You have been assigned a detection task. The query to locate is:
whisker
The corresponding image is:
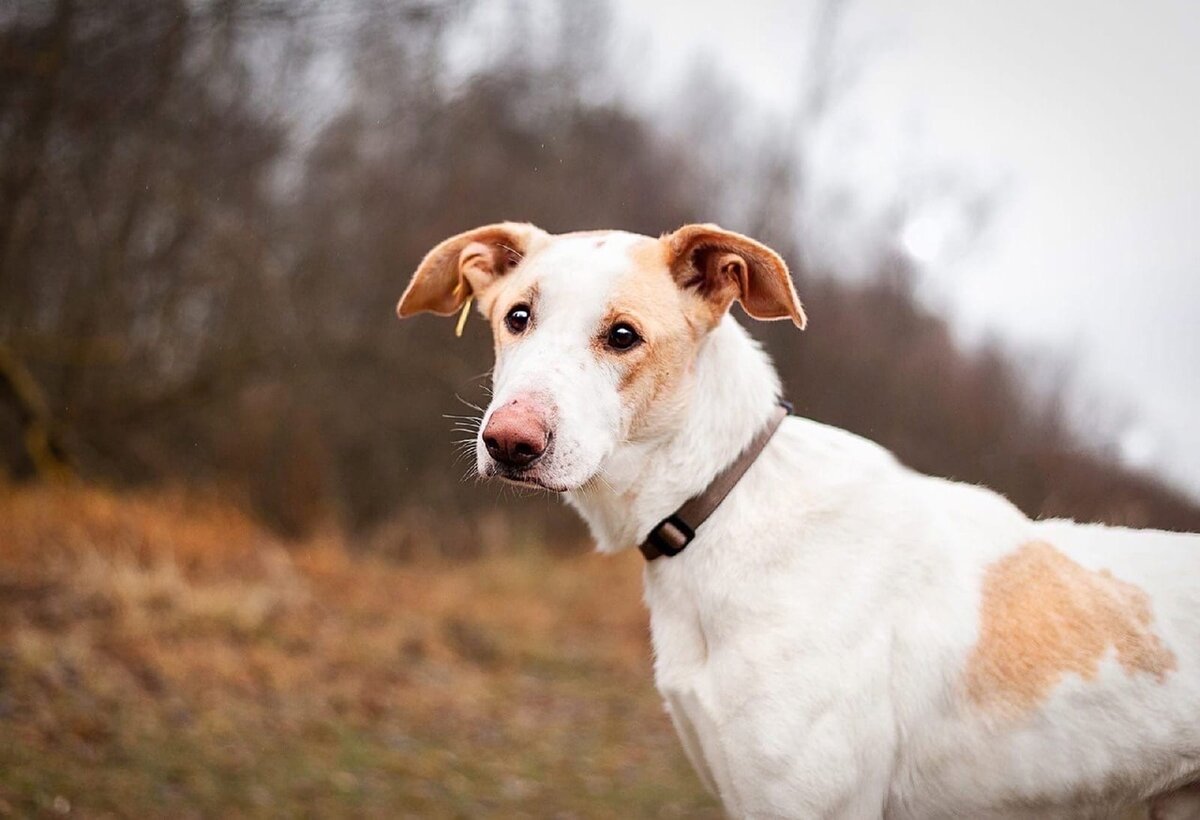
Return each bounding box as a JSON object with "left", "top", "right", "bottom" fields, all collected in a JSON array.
[
  {"left": 581, "top": 472, "right": 616, "bottom": 495},
  {"left": 453, "top": 394, "right": 485, "bottom": 413}
]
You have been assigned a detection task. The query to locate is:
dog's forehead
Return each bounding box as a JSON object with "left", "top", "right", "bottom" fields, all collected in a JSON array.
[{"left": 524, "top": 231, "right": 665, "bottom": 300}]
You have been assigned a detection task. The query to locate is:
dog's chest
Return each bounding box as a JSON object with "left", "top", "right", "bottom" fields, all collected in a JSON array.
[{"left": 641, "top": 558, "right": 847, "bottom": 814}]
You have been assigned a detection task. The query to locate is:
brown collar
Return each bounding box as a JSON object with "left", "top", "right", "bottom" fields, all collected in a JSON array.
[{"left": 638, "top": 403, "right": 790, "bottom": 561}]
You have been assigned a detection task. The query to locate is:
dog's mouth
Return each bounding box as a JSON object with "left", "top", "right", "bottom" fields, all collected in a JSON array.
[
  {"left": 478, "top": 433, "right": 583, "bottom": 493},
  {"left": 483, "top": 451, "right": 568, "bottom": 494},
  {"left": 493, "top": 469, "right": 569, "bottom": 493}
]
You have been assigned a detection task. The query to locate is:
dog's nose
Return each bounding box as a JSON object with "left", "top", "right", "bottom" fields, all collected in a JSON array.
[{"left": 483, "top": 400, "right": 549, "bottom": 468}]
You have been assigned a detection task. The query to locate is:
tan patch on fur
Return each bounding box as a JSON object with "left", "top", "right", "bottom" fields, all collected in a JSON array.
[
  {"left": 629, "top": 235, "right": 725, "bottom": 331},
  {"left": 592, "top": 239, "right": 703, "bottom": 435},
  {"left": 966, "top": 541, "right": 1176, "bottom": 717},
  {"left": 628, "top": 234, "right": 669, "bottom": 271}
]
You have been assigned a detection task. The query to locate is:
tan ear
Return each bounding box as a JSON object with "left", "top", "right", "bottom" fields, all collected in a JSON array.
[
  {"left": 666, "top": 223, "right": 806, "bottom": 329},
  {"left": 397, "top": 222, "right": 545, "bottom": 318}
]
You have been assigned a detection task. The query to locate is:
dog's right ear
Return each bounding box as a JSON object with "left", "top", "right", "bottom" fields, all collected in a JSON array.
[{"left": 397, "top": 222, "right": 545, "bottom": 318}]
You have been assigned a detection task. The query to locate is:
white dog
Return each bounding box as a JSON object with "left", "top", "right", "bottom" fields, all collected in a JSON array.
[{"left": 398, "top": 222, "right": 1200, "bottom": 819}]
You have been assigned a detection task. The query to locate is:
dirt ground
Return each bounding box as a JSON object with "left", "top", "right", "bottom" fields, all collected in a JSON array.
[{"left": 0, "top": 484, "right": 718, "bottom": 818}]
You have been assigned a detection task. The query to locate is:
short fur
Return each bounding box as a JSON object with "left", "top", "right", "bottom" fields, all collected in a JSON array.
[{"left": 399, "top": 223, "right": 1200, "bottom": 819}]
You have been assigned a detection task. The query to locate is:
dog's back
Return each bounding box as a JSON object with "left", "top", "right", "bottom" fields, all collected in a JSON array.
[{"left": 648, "top": 411, "right": 1200, "bottom": 817}]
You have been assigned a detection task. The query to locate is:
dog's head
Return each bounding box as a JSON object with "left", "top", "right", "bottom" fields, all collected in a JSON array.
[{"left": 398, "top": 223, "right": 804, "bottom": 493}]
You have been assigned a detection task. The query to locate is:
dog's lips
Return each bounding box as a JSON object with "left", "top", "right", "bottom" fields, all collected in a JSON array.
[
  {"left": 487, "top": 468, "right": 571, "bottom": 494},
  {"left": 491, "top": 468, "right": 568, "bottom": 493},
  {"left": 481, "top": 452, "right": 567, "bottom": 492}
]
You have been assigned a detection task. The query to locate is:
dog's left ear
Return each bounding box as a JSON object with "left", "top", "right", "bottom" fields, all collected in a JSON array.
[{"left": 666, "top": 224, "right": 806, "bottom": 329}]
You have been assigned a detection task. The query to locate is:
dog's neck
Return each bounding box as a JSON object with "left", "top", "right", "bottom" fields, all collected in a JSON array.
[{"left": 566, "top": 316, "right": 782, "bottom": 554}]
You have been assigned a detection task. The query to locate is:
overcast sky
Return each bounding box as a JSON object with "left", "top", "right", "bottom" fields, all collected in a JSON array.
[{"left": 610, "top": 0, "right": 1200, "bottom": 498}]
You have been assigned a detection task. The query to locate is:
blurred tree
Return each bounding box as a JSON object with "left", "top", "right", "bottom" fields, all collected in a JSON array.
[
  {"left": 0, "top": 0, "right": 289, "bottom": 474},
  {"left": 1, "top": 0, "right": 1197, "bottom": 545}
]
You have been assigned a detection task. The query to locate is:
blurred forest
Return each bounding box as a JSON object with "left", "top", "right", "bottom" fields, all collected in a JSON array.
[{"left": 3, "top": 0, "right": 1199, "bottom": 546}]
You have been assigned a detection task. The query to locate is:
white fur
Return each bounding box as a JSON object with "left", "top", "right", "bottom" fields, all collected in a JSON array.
[{"left": 470, "top": 233, "right": 1200, "bottom": 819}]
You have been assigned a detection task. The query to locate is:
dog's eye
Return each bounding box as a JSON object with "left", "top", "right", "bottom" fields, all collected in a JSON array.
[
  {"left": 505, "top": 304, "right": 531, "bottom": 334},
  {"left": 606, "top": 323, "right": 641, "bottom": 351}
]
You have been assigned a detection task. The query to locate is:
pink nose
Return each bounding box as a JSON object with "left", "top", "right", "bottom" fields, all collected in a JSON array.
[{"left": 483, "top": 399, "right": 550, "bottom": 468}]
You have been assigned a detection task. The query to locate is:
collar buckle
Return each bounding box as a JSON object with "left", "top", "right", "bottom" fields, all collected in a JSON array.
[{"left": 643, "top": 514, "right": 695, "bottom": 559}]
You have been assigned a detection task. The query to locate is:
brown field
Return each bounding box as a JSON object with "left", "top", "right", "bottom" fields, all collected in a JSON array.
[{"left": 0, "top": 483, "right": 717, "bottom": 818}]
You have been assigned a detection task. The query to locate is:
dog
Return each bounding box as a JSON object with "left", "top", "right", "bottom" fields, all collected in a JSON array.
[{"left": 397, "top": 222, "right": 1200, "bottom": 819}]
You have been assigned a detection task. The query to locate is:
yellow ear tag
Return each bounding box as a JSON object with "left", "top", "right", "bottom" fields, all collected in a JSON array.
[{"left": 455, "top": 295, "right": 473, "bottom": 338}]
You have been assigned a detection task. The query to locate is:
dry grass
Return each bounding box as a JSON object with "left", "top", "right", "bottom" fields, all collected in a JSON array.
[{"left": 0, "top": 483, "right": 717, "bottom": 818}]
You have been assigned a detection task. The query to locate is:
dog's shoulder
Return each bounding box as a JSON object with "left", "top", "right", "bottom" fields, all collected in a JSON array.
[
  {"left": 772, "top": 415, "right": 1028, "bottom": 531},
  {"left": 770, "top": 415, "right": 901, "bottom": 491}
]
